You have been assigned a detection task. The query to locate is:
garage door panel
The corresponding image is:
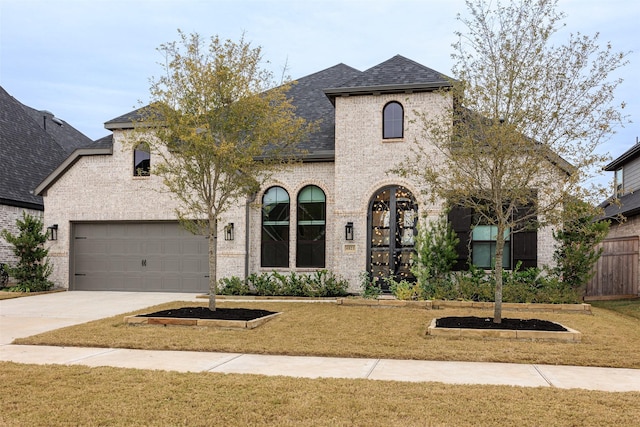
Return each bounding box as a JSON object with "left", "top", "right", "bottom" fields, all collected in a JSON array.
[{"left": 73, "top": 222, "right": 209, "bottom": 292}]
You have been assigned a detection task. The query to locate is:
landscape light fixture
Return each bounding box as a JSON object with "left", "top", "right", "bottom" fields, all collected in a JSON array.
[
  {"left": 345, "top": 222, "right": 354, "bottom": 241},
  {"left": 224, "top": 223, "right": 234, "bottom": 241}
]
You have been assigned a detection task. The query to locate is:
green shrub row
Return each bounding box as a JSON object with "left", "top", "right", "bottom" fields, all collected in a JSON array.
[
  {"left": 379, "top": 262, "right": 581, "bottom": 304},
  {"left": 218, "top": 270, "right": 350, "bottom": 297}
]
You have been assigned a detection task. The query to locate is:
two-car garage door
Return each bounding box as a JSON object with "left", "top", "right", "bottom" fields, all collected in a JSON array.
[{"left": 72, "top": 222, "right": 209, "bottom": 292}]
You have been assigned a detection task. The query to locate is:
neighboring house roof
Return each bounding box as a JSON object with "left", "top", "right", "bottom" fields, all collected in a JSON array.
[
  {"left": 603, "top": 142, "right": 640, "bottom": 171},
  {"left": 21, "top": 104, "right": 92, "bottom": 155},
  {"left": 600, "top": 141, "right": 640, "bottom": 220},
  {"left": 0, "top": 86, "right": 85, "bottom": 209},
  {"left": 601, "top": 190, "right": 640, "bottom": 220}
]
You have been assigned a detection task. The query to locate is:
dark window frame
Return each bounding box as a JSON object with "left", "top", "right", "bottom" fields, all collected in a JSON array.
[
  {"left": 382, "top": 101, "right": 404, "bottom": 139},
  {"left": 296, "top": 185, "right": 326, "bottom": 268},
  {"left": 448, "top": 201, "right": 537, "bottom": 271},
  {"left": 261, "top": 186, "right": 290, "bottom": 268},
  {"left": 133, "top": 142, "right": 151, "bottom": 176}
]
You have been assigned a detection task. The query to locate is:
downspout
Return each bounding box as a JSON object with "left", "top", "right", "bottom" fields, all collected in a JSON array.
[{"left": 244, "top": 192, "right": 257, "bottom": 281}]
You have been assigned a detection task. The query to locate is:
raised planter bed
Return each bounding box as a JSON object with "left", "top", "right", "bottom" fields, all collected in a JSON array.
[
  {"left": 337, "top": 298, "right": 591, "bottom": 314},
  {"left": 125, "top": 307, "right": 281, "bottom": 330},
  {"left": 431, "top": 300, "right": 592, "bottom": 314},
  {"left": 427, "top": 317, "right": 582, "bottom": 342}
]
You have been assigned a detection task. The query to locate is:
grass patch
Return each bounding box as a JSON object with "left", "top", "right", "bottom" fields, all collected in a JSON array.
[
  {"left": 2, "top": 362, "right": 639, "bottom": 426},
  {"left": 15, "top": 301, "right": 640, "bottom": 369},
  {"left": 591, "top": 298, "right": 640, "bottom": 321}
]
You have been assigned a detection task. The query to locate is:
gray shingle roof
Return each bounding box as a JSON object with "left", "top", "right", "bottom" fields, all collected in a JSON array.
[
  {"left": 324, "top": 55, "right": 452, "bottom": 98},
  {"left": 102, "top": 56, "right": 452, "bottom": 159},
  {"left": 601, "top": 191, "right": 640, "bottom": 220},
  {"left": 20, "top": 104, "right": 92, "bottom": 155},
  {"left": 0, "top": 86, "right": 99, "bottom": 208},
  {"left": 603, "top": 142, "right": 640, "bottom": 171},
  {"left": 0, "top": 86, "right": 69, "bottom": 208},
  {"left": 104, "top": 106, "right": 154, "bottom": 130},
  {"left": 286, "top": 63, "right": 362, "bottom": 156}
]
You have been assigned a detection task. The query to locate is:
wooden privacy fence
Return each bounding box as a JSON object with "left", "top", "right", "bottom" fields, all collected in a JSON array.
[{"left": 585, "top": 236, "right": 639, "bottom": 300}]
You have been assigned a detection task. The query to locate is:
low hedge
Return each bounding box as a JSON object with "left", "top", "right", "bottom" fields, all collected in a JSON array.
[{"left": 218, "top": 270, "right": 350, "bottom": 298}]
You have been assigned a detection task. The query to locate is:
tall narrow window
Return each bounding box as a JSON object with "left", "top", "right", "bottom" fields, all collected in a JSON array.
[
  {"left": 615, "top": 168, "right": 624, "bottom": 196},
  {"left": 297, "top": 185, "right": 326, "bottom": 268},
  {"left": 383, "top": 101, "right": 404, "bottom": 139},
  {"left": 133, "top": 142, "right": 150, "bottom": 176},
  {"left": 261, "top": 187, "right": 290, "bottom": 267}
]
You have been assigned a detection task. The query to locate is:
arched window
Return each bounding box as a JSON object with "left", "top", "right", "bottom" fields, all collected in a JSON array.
[
  {"left": 296, "top": 185, "right": 326, "bottom": 268},
  {"left": 261, "top": 186, "right": 290, "bottom": 267},
  {"left": 383, "top": 101, "right": 404, "bottom": 139},
  {"left": 133, "top": 142, "right": 150, "bottom": 176}
]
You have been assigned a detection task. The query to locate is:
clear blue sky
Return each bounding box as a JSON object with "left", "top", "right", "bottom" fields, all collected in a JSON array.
[{"left": 1, "top": 0, "right": 638, "bottom": 188}]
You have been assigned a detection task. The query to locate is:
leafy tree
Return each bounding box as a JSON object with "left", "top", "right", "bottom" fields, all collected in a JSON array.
[
  {"left": 411, "top": 214, "right": 459, "bottom": 298},
  {"left": 0, "top": 212, "right": 53, "bottom": 292},
  {"left": 553, "top": 199, "right": 609, "bottom": 295},
  {"left": 397, "top": 0, "right": 628, "bottom": 322},
  {"left": 136, "top": 31, "right": 313, "bottom": 310}
]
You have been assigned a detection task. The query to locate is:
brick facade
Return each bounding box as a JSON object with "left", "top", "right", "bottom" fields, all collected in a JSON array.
[{"left": 40, "top": 73, "right": 559, "bottom": 292}]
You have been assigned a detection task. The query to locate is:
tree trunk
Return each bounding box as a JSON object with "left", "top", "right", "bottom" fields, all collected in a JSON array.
[
  {"left": 208, "top": 217, "right": 218, "bottom": 311},
  {"left": 493, "top": 223, "right": 506, "bottom": 324}
]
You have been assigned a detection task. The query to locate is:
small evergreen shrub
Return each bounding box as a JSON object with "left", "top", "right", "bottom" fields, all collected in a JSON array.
[
  {"left": 410, "top": 214, "right": 459, "bottom": 299},
  {"left": 248, "top": 272, "right": 280, "bottom": 296},
  {"left": 0, "top": 213, "right": 53, "bottom": 292},
  {"left": 218, "top": 276, "right": 250, "bottom": 295}
]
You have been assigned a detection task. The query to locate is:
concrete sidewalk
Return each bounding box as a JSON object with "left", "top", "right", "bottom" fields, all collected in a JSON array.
[
  {"left": 1, "top": 291, "right": 639, "bottom": 392},
  {"left": 2, "top": 344, "right": 640, "bottom": 392}
]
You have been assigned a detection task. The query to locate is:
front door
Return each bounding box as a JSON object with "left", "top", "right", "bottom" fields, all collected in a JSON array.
[{"left": 368, "top": 186, "right": 417, "bottom": 291}]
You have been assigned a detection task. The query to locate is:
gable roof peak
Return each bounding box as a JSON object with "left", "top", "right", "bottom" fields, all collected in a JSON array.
[{"left": 323, "top": 55, "right": 452, "bottom": 99}]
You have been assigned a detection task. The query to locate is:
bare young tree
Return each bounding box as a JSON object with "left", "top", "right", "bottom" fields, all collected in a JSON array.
[
  {"left": 136, "top": 31, "right": 313, "bottom": 310},
  {"left": 399, "top": 0, "right": 629, "bottom": 322}
]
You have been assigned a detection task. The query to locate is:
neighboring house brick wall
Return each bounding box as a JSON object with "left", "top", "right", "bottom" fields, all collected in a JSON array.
[
  {"left": 606, "top": 216, "right": 640, "bottom": 240},
  {"left": 0, "top": 204, "right": 42, "bottom": 265}
]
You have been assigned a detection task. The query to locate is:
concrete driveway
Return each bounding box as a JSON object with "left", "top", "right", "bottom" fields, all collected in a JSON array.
[{"left": 0, "top": 291, "right": 201, "bottom": 345}]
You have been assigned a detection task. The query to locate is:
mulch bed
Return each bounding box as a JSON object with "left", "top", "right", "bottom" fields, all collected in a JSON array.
[
  {"left": 436, "top": 316, "right": 567, "bottom": 331},
  {"left": 138, "top": 307, "right": 277, "bottom": 321}
]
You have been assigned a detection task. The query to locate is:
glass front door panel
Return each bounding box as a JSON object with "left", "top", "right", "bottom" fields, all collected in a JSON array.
[{"left": 368, "top": 186, "right": 417, "bottom": 290}]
